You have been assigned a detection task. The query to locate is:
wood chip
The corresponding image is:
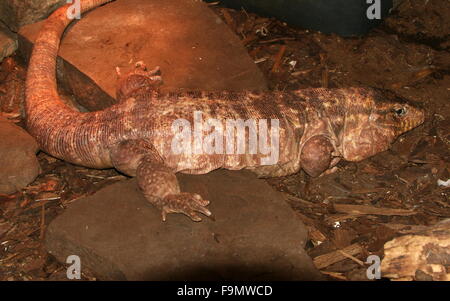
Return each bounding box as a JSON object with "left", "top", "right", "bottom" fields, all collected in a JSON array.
[
  {"left": 271, "top": 45, "right": 286, "bottom": 73},
  {"left": 285, "top": 194, "right": 320, "bottom": 208},
  {"left": 332, "top": 228, "right": 353, "bottom": 249},
  {"left": 291, "top": 68, "right": 313, "bottom": 76},
  {"left": 320, "top": 53, "right": 329, "bottom": 88},
  {"left": 258, "top": 37, "right": 296, "bottom": 44},
  {"left": 242, "top": 34, "right": 258, "bottom": 45},
  {"left": 39, "top": 203, "right": 46, "bottom": 240},
  {"left": 325, "top": 214, "right": 361, "bottom": 225},
  {"left": 391, "top": 67, "right": 435, "bottom": 89},
  {"left": 382, "top": 219, "right": 450, "bottom": 281},
  {"left": 337, "top": 250, "right": 365, "bottom": 266},
  {"left": 308, "top": 226, "right": 328, "bottom": 244},
  {"left": 383, "top": 223, "right": 431, "bottom": 234},
  {"left": 294, "top": 211, "right": 316, "bottom": 227},
  {"left": 313, "top": 243, "right": 363, "bottom": 270},
  {"left": 334, "top": 204, "right": 416, "bottom": 216},
  {"left": 321, "top": 271, "right": 347, "bottom": 280},
  {"left": 220, "top": 8, "right": 236, "bottom": 32},
  {"left": 351, "top": 187, "right": 386, "bottom": 194}
]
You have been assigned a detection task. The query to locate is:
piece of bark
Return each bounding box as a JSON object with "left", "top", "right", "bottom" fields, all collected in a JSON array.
[
  {"left": 332, "top": 228, "right": 353, "bottom": 249},
  {"left": 308, "top": 226, "right": 328, "bottom": 245},
  {"left": 325, "top": 214, "right": 361, "bottom": 225},
  {"left": 321, "top": 271, "right": 347, "bottom": 280},
  {"left": 271, "top": 45, "right": 286, "bottom": 73},
  {"left": 381, "top": 219, "right": 450, "bottom": 281},
  {"left": 334, "top": 204, "right": 416, "bottom": 216},
  {"left": 313, "top": 243, "right": 363, "bottom": 270},
  {"left": 220, "top": 8, "right": 236, "bottom": 32},
  {"left": 382, "top": 223, "right": 429, "bottom": 234}
]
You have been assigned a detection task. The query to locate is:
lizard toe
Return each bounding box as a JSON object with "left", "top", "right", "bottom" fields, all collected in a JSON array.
[
  {"left": 160, "top": 192, "right": 212, "bottom": 222},
  {"left": 147, "top": 65, "right": 161, "bottom": 76}
]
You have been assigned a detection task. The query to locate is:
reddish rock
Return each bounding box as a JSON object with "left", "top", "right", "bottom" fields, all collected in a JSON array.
[{"left": 18, "top": 0, "right": 267, "bottom": 111}]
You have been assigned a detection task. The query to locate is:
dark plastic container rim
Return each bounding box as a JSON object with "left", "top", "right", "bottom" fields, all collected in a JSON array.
[{"left": 213, "top": 0, "right": 394, "bottom": 36}]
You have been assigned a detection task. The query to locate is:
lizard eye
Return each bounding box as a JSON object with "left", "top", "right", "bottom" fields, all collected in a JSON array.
[{"left": 394, "top": 107, "right": 407, "bottom": 117}]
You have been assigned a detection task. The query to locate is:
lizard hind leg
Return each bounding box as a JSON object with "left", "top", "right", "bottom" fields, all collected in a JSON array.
[
  {"left": 109, "top": 139, "right": 212, "bottom": 222},
  {"left": 115, "top": 61, "right": 163, "bottom": 102}
]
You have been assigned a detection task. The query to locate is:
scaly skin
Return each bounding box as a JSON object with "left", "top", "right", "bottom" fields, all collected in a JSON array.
[{"left": 25, "top": 0, "right": 425, "bottom": 221}]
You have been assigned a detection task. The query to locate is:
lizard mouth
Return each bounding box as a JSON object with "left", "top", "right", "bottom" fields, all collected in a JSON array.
[{"left": 400, "top": 110, "right": 425, "bottom": 132}]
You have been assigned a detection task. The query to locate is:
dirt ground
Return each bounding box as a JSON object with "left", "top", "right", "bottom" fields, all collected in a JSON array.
[{"left": 0, "top": 0, "right": 449, "bottom": 280}]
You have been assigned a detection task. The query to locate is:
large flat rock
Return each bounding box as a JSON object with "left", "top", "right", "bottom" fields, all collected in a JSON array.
[
  {"left": 45, "top": 169, "right": 322, "bottom": 280},
  {"left": 18, "top": 0, "right": 267, "bottom": 111}
]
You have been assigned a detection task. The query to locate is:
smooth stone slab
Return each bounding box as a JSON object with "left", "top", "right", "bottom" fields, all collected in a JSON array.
[
  {"left": 45, "top": 169, "right": 322, "bottom": 280},
  {"left": 18, "top": 0, "right": 267, "bottom": 111}
]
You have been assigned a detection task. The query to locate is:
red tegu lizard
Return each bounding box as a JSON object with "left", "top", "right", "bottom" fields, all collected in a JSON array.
[{"left": 25, "top": 0, "right": 425, "bottom": 221}]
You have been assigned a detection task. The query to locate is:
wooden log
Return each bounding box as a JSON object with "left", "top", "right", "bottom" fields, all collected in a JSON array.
[{"left": 381, "top": 219, "right": 450, "bottom": 281}]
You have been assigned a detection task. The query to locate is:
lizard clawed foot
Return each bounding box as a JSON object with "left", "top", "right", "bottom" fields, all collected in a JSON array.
[
  {"left": 135, "top": 61, "right": 160, "bottom": 75},
  {"left": 134, "top": 61, "right": 162, "bottom": 84},
  {"left": 158, "top": 192, "right": 212, "bottom": 222},
  {"left": 115, "top": 61, "right": 163, "bottom": 101}
]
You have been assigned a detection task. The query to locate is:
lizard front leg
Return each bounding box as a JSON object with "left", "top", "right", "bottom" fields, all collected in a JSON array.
[{"left": 110, "top": 139, "right": 212, "bottom": 222}]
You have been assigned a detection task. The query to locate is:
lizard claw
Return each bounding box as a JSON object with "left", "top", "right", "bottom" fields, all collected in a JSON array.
[
  {"left": 116, "top": 61, "right": 163, "bottom": 101},
  {"left": 135, "top": 61, "right": 161, "bottom": 76},
  {"left": 134, "top": 61, "right": 162, "bottom": 85},
  {"left": 159, "top": 192, "right": 211, "bottom": 222},
  {"left": 146, "top": 65, "right": 161, "bottom": 77},
  {"left": 135, "top": 60, "right": 147, "bottom": 70}
]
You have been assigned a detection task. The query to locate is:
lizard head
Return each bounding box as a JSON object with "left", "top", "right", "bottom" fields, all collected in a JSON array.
[{"left": 341, "top": 88, "right": 425, "bottom": 162}]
